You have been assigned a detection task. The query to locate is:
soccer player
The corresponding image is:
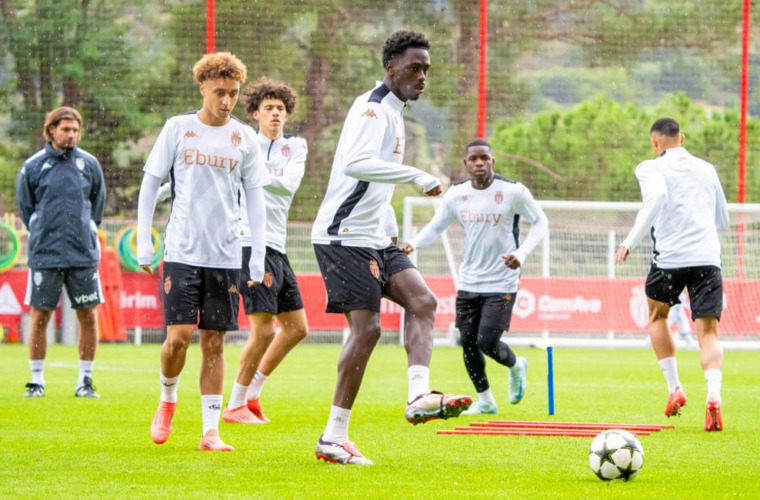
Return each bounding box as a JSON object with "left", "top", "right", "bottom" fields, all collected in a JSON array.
[
  {"left": 668, "top": 290, "right": 698, "bottom": 351},
  {"left": 136, "top": 52, "right": 269, "bottom": 451},
  {"left": 16, "top": 106, "right": 105, "bottom": 399},
  {"left": 400, "top": 139, "right": 548, "bottom": 415},
  {"left": 616, "top": 117, "right": 729, "bottom": 432},
  {"left": 222, "top": 78, "right": 309, "bottom": 424},
  {"left": 311, "top": 30, "right": 472, "bottom": 465}
]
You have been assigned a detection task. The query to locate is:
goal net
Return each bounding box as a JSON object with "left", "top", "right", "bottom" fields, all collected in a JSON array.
[{"left": 403, "top": 198, "right": 760, "bottom": 349}]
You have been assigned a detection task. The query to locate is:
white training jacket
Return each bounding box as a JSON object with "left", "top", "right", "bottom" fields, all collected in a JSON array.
[
  {"left": 621, "top": 146, "right": 729, "bottom": 268},
  {"left": 311, "top": 82, "right": 440, "bottom": 249}
]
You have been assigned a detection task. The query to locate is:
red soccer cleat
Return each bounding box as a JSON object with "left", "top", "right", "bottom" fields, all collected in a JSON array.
[
  {"left": 704, "top": 394, "right": 722, "bottom": 432},
  {"left": 222, "top": 404, "right": 266, "bottom": 424},
  {"left": 664, "top": 386, "right": 688, "bottom": 417},
  {"left": 246, "top": 398, "right": 270, "bottom": 423},
  {"left": 151, "top": 401, "right": 176, "bottom": 444},
  {"left": 198, "top": 429, "right": 234, "bottom": 451}
]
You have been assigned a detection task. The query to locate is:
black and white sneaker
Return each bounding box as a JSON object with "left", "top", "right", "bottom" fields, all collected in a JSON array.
[
  {"left": 75, "top": 376, "right": 100, "bottom": 398},
  {"left": 23, "top": 382, "right": 45, "bottom": 398}
]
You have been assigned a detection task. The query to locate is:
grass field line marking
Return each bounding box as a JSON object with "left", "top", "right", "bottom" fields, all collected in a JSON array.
[{"left": 48, "top": 362, "right": 155, "bottom": 373}]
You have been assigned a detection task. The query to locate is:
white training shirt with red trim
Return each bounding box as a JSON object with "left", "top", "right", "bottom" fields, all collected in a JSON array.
[
  {"left": 409, "top": 175, "right": 548, "bottom": 294},
  {"left": 143, "top": 111, "right": 269, "bottom": 268},
  {"left": 239, "top": 133, "right": 307, "bottom": 253}
]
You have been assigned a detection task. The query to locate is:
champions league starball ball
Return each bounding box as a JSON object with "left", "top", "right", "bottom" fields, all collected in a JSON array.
[{"left": 588, "top": 429, "right": 644, "bottom": 481}]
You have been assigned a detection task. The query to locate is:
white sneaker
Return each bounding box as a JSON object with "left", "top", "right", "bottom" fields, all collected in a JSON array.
[
  {"left": 462, "top": 400, "right": 498, "bottom": 415},
  {"left": 508, "top": 357, "right": 528, "bottom": 404}
]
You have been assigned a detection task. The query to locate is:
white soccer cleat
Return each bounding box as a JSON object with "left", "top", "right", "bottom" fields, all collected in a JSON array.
[
  {"left": 508, "top": 357, "right": 528, "bottom": 404},
  {"left": 315, "top": 436, "right": 373, "bottom": 465},
  {"left": 462, "top": 399, "right": 498, "bottom": 415}
]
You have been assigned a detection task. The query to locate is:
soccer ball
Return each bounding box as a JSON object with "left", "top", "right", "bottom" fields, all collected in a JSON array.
[{"left": 588, "top": 429, "right": 644, "bottom": 481}]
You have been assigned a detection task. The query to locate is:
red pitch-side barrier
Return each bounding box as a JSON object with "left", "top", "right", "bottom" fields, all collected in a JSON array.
[{"left": 2, "top": 270, "right": 759, "bottom": 336}]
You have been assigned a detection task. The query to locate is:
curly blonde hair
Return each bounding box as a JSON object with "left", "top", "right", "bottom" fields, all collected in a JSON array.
[
  {"left": 43, "top": 107, "right": 82, "bottom": 141},
  {"left": 192, "top": 52, "right": 247, "bottom": 84}
]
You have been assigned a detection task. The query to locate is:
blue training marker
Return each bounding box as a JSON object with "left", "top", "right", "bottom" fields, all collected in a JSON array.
[{"left": 547, "top": 346, "right": 555, "bottom": 415}]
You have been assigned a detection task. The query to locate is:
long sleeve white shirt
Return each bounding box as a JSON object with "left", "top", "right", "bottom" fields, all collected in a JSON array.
[
  {"left": 621, "top": 146, "right": 729, "bottom": 268},
  {"left": 409, "top": 175, "right": 548, "bottom": 293},
  {"left": 311, "top": 82, "right": 440, "bottom": 249}
]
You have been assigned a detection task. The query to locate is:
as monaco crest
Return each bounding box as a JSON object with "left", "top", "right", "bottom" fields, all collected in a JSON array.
[
  {"left": 281, "top": 145, "right": 290, "bottom": 158},
  {"left": 495, "top": 191, "right": 504, "bottom": 204},
  {"left": 263, "top": 272, "right": 274, "bottom": 288},
  {"left": 164, "top": 276, "right": 172, "bottom": 295},
  {"left": 369, "top": 260, "right": 380, "bottom": 281},
  {"left": 231, "top": 131, "right": 242, "bottom": 148}
]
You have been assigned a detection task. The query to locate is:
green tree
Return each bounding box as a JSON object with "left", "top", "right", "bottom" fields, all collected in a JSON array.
[{"left": 490, "top": 92, "right": 759, "bottom": 203}]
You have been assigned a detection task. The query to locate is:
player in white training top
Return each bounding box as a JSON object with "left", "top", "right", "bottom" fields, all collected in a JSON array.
[
  {"left": 667, "top": 290, "right": 697, "bottom": 350},
  {"left": 311, "top": 31, "right": 472, "bottom": 466},
  {"left": 616, "top": 117, "right": 729, "bottom": 432},
  {"left": 401, "top": 139, "right": 548, "bottom": 414},
  {"left": 222, "top": 78, "right": 309, "bottom": 425},
  {"left": 136, "top": 52, "right": 269, "bottom": 451}
]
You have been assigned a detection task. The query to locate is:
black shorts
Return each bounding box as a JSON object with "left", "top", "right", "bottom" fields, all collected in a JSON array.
[
  {"left": 162, "top": 262, "right": 240, "bottom": 331},
  {"left": 313, "top": 244, "right": 416, "bottom": 313},
  {"left": 455, "top": 291, "right": 518, "bottom": 332},
  {"left": 645, "top": 264, "right": 723, "bottom": 321},
  {"left": 24, "top": 267, "right": 103, "bottom": 311},
  {"left": 240, "top": 246, "right": 303, "bottom": 315}
]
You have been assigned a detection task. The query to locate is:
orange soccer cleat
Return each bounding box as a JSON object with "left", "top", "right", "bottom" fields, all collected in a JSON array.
[
  {"left": 222, "top": 404, "right": 266, "bottom": 424},
  {"left": 198, "top": 430, "right": 234, "bottom": 451},
  {"left": 246, "top": 398, "right": 270, "bottom": 423},
  {"left": 151, "top": 401, "right": 176, "bottom": 444},
  {"left": 664, "top": 386, "right": 688, "bottom": 417},
  {"left": 704, "top": 394, "right": 722, "bottom": 432}
]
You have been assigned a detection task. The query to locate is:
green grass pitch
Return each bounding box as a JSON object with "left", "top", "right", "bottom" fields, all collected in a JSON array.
[{"left": 1, "top": 342, "right": 759, "bottom": 499}]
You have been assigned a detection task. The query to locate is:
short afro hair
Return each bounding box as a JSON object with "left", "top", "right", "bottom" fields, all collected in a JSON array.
[
  {"left": 241, "top": 77, "right": 298, "bottom": 116},
  {"left": 192, "top": 52, "right": 247, "bottom": 84},
  {"left": 382, "top": 30, "right": 430, "bottom": 68},
  {"left": 465, "top": 139, "right": 492, "bottom": 155},
  {"left": 650, "top": 117, "right": 680, "bottom": 137}
]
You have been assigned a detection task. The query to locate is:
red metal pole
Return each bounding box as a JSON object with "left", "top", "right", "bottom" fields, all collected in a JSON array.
[
  {"left": 737, "top": 0, "right": 750, "bottom": 280},
  {"left": 206, "top": 0, "right": 215, "bottom": 54},
  {"left": 477, "top": 0, "right": 488, "bottom": 138}
]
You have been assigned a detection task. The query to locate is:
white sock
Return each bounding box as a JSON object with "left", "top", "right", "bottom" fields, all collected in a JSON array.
[
  {"left": 477, "top": 388, "right": 496, "bottom": 405},
  {"left": 78, "top": 360, "right": 94, "bottom": 387},
  {"left": 323, "top": 405, "right": 351, "bottom": 444},
  {"left": 246, "top": 371, "right": 268, "bottom": 401},
  {"left": 160, "top": 372, "right": 180, "bottom": 403},
  {"left": 659, "top": 357, "right": 681, "bottom": 394},
  {"left": 30, "top": 359, "right": 45, "bottom": 386},
  {"left": 201, "top": 395, "right": 223, "bottom": 437},
  {"left": 408, "top": 365, "right": 431, "bottom": 402},
  {"left": 227, "top": 382, "right": 248, "bottom": 410},
  {"left": 705, "top": 369, "right": 722, "bottom": 402}
]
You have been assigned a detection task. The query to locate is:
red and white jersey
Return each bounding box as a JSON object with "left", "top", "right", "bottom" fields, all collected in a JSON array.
[
  {"left": 144, "top": 111, "right": 268, "bottom": 268},
  {"left": 311, "top": 82, "right": 439, "bottom": 249},
  {"left": 239, "top": 133, "right": 307, "bottom": 253},
  {"left": 621, "top": 147, "right": 729, "bottom": 268},
  {"left": 409, "top": 175, "right": 548, "bottom": 294}
]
